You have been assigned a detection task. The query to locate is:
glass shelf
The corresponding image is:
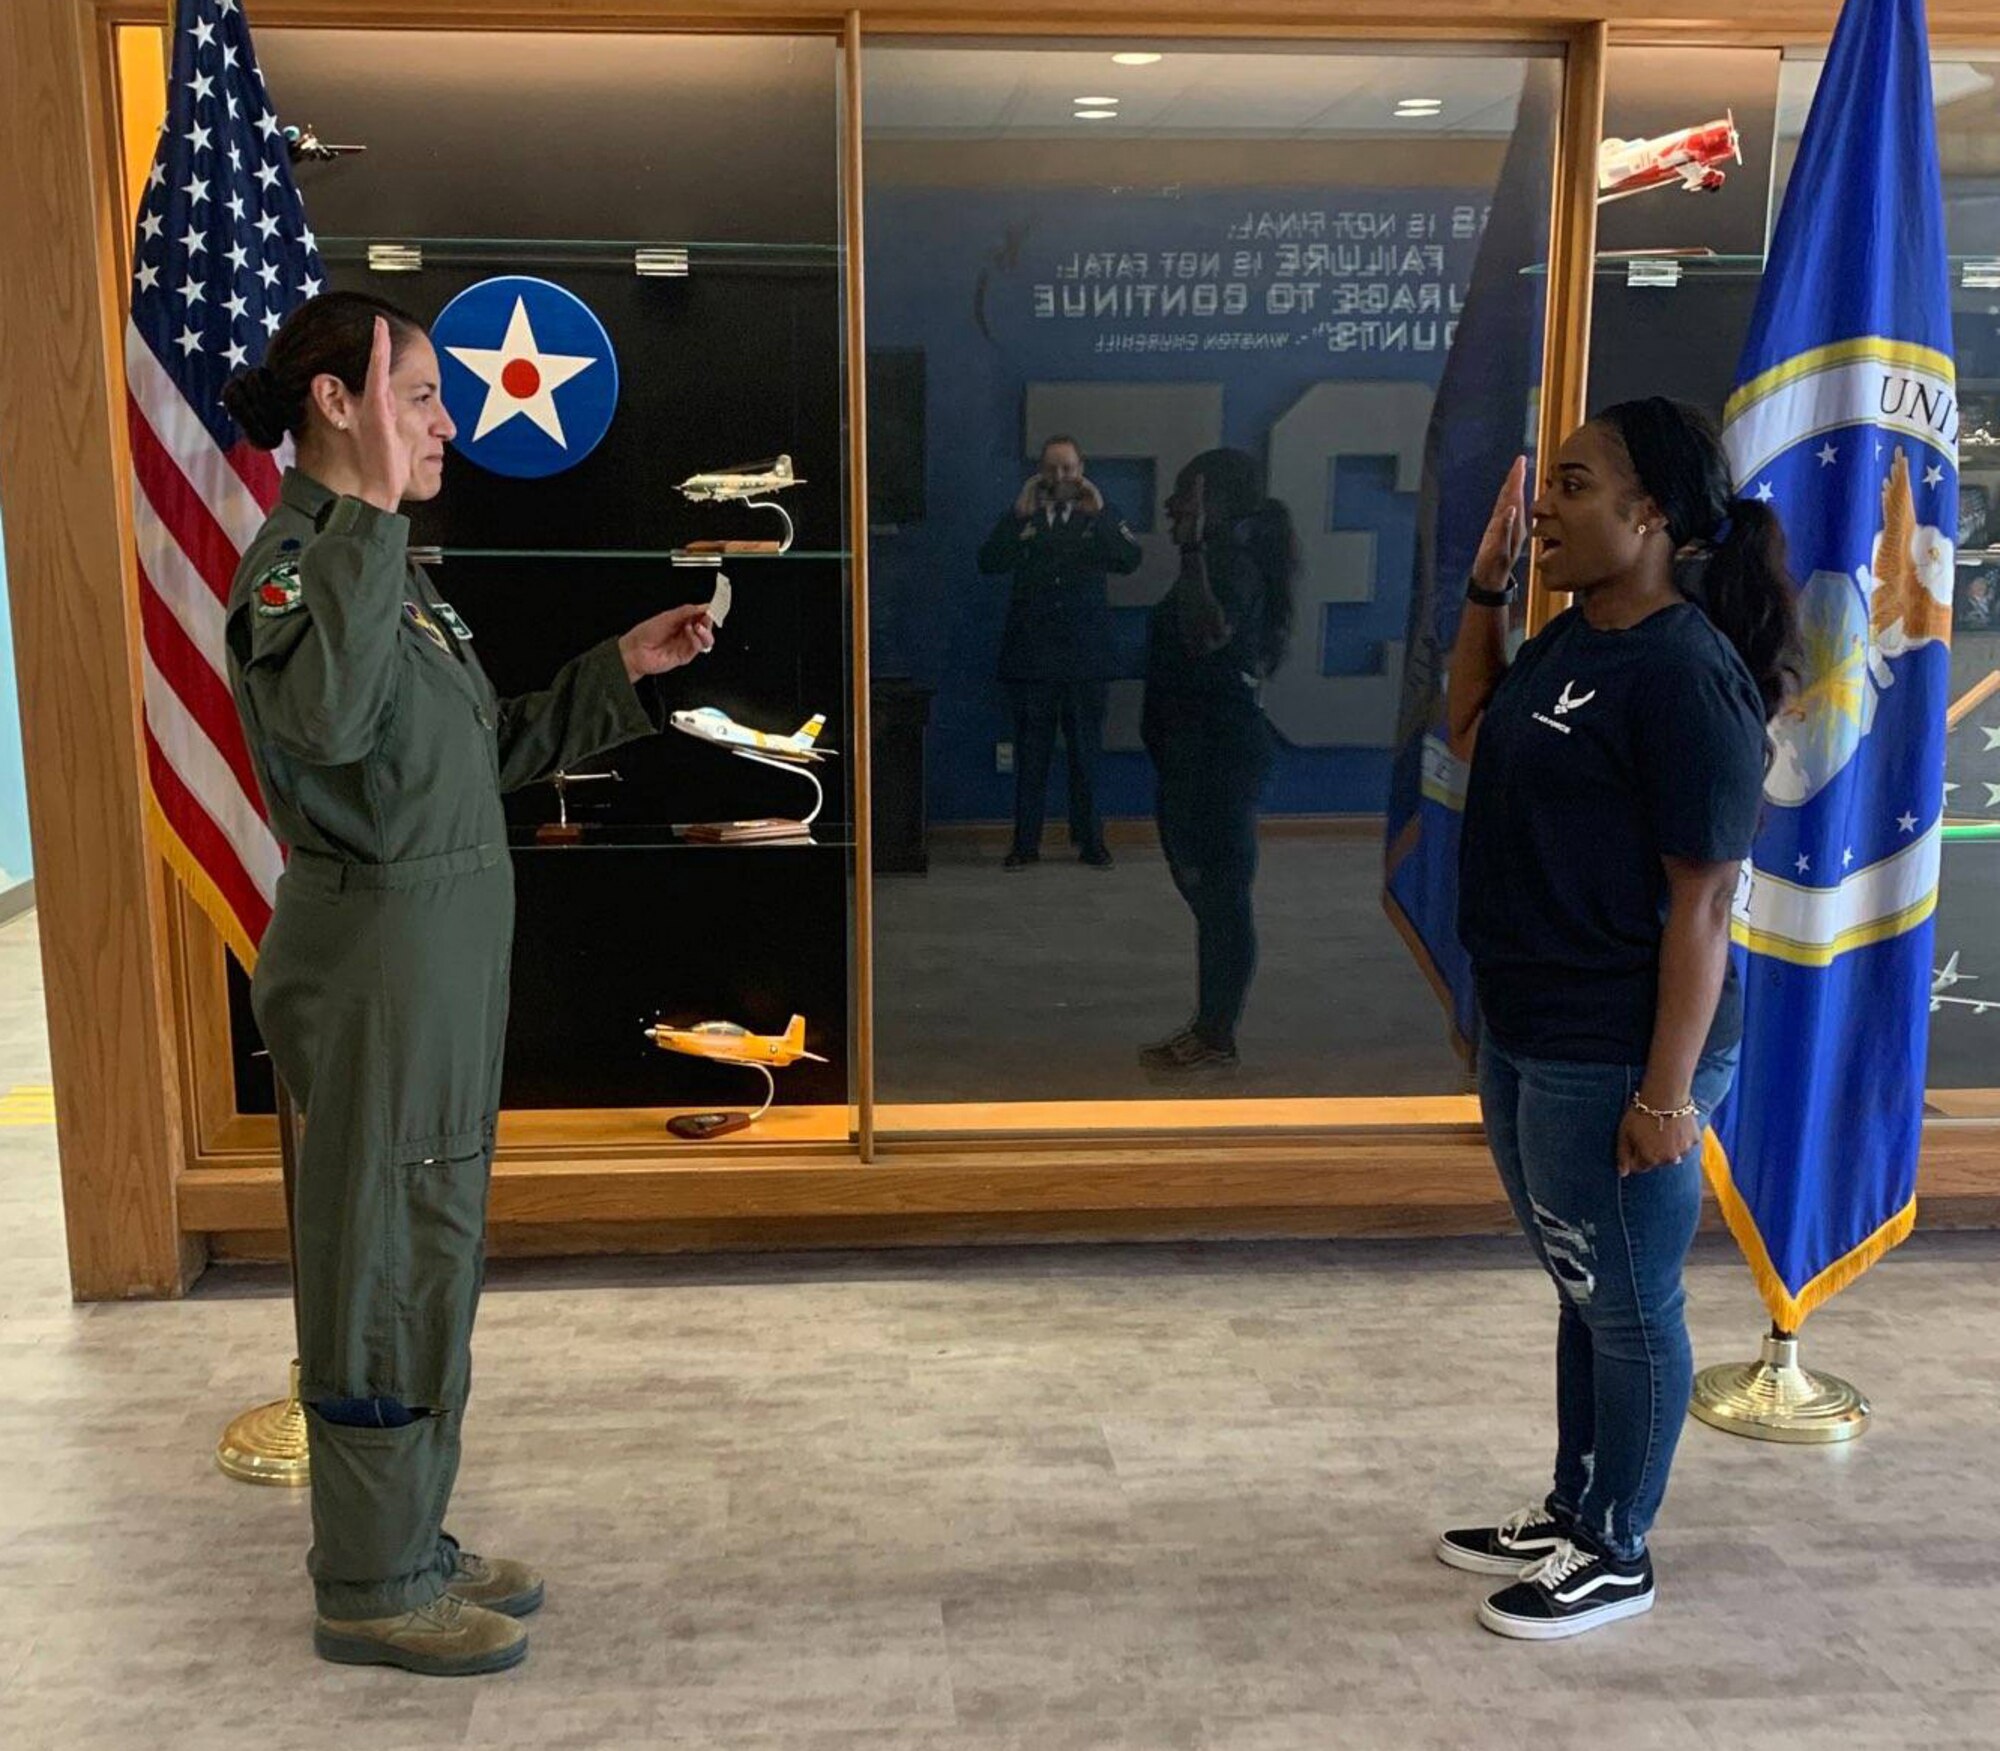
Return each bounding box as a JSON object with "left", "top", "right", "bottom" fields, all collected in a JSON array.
[
  {"left": 1522, "top": 252, "right": 2000, "bottom": 285},
  {"left": 319, "top": 236, "right": 838, "bottom": 275},
  {"left": 416, "top": 549, "right": 848, "bottom": 563}
]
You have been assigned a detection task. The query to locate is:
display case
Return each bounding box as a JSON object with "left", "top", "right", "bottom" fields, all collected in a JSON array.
[{"left": 6, "top": 0, "right": 2000, "bottom": 1298}]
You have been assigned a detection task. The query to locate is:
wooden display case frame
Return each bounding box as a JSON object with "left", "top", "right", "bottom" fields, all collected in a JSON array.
[{"left": 3, "top": 0, "right": 1995, "bottom": 1297}]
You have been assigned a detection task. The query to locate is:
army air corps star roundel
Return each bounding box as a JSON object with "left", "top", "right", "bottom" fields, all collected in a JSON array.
[{"left": 431, "top": 275, "right": 619, "bottom": 478}]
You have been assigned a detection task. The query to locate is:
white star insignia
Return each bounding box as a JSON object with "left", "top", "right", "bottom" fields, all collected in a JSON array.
[
  {"left": 180, "top": 273, "right": 206, "bottom": 306},
  {"left": 227, "top": 144, "right": 243, "bottom": 172},
  {"left": 446, "top": 296, "right": 598, "bottom": 445},
  {"left": 1754, "top": 481, "right": 1774, "bottom": 503},
  {"left": 182, "top": 225, "right": 207, "bottom": 256},
  {"left": 191, "top": 16, "right": 216, "bottom": 48},
  {"left": 1816, "top": 443, "right": 1838, "bottom": 467},
  {"left": 139, "top": 211, "right": 163, "bottom": 242},
  {"left": 255, "top": 210, "right": 281, "bottom": 240},
  {"left": 183, "top": 174, "right": 210, "bottom": 208},
  {"left": 1923, "top": 464, "right": 1944, "bottom": 489},
  {"left": 1795, "top": 854, "right": 1811, "bottom": 875},
  {"left": 188, "top": 121, "right": 212, "bottom": 155},
  {"left": 226, "top": 241, "right": 249, "bottom": 272},
  {"left": 147, "top": 161, "right": 165, "bottom": 190},
  {"left": 225, "top": 290, "right": 248, "bottom": 320},
  {"left": 1983, "top": 725, "right": 2000, "bottom": 752},
  {"left": 223, "top": 44, "right": 239, "bottom": 70},
  {"left": 256, "top": 111, "right": 282, "bottom": 141},
  {"left": 261, "top": 308, "right": 282, "bottom": 335},
  {"left": 257, "top": 260, "right": 281, "bottom": 288},
  {"left": 301, "top": 275, "right": 322, "bottom": 298},
  {"left": 175, "top": 324, "right": 205, "bottom": 357},
  {"left": 255, "top": 160, "right": 281, "bottom": 192},
  {"left": 225, "top": 93, "right": 239, "bottom": 120},
  {"left": 224, "top": 340, "right": 249, "bottom": 369},
  {"left": 219, "top": 0, "right": 239, "bottom": 14},
  {"left": 1898, "top": 811, "right": 1918, "bottom": 833},
  {"left": 1842, "top": 847, "right": 1855, "bottom": 867},
  {"left": 135, "top": 261, "right": 160, "bottom": 293},
  {"left": 226, "top": 191, "right": 246, "bottom": 221},
  {"left": 1945, "top": 781, "right": 1960, "bottom": 801},
  {"left": 299, "top": 225, "right": 317, "bottom": 253},
  {"left": 1986, "top": 782, "right": 2000, "bottom": 808},
  {"left": 191, "top": 71, "right": 215, "bottom": 103}
]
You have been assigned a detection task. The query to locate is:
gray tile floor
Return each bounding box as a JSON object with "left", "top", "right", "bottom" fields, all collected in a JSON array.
[{"left": 2, "top": 910, "right": 1999, "bottom": 1749}]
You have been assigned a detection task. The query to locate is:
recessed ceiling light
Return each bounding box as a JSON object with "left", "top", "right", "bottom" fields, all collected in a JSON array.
[
  {"left": 1112, "top": 52, "right": 1163, "bottom": 66},
  {"left": 1074, "top": 109, "right": 1119, "bottom": 120},
  {"left": 1075, "top": 96, "right": 1119, "bottom": 106},
  {"left": 1396, "top": 98, "right": 1443, "bottom": 112}
]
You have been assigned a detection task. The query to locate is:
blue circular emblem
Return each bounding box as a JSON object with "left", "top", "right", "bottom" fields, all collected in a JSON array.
[{"left": 431, "top": 276, "right": 619, "bottom": 479}]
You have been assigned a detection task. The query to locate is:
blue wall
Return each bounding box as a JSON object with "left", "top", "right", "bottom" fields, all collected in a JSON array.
[
  {"left": 0, "top": 503, "right": 32, "bottom": 896},
  {"left": 865, "top": 183, "right": 1489, "bottom": 823}
]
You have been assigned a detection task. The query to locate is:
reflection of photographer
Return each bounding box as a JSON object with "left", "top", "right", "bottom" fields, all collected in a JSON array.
[{"left": 977, "top": 436, "right": 1142, "bottom": 869}]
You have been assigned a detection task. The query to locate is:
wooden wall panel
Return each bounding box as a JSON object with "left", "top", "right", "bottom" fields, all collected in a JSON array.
[{"left": 0, "top": 0, "right": 196, "bottom": 1298}]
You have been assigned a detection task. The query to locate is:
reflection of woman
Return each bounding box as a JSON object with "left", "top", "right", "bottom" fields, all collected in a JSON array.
[
  {"left": 1139, "top": 449, "right": 1296, "bottom": 1075},
  {"left": 221, "top": 293, "right": 713, "bottom": 1676},
  {"left": 1437, "top": 400, "right": 1798, "bottom": 1641}
]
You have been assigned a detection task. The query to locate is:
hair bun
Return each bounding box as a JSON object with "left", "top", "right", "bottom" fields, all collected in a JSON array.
[{"left": 220, "top": 363, "right": 294, "bottom": 451}]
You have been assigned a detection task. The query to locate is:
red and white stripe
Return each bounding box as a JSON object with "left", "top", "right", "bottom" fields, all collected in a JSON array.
[{"left": 126, "top": 326, "right": 285, "bottom": 953}]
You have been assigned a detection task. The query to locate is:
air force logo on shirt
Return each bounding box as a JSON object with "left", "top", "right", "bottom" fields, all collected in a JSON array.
[
  {"left": 432, "top": 276, "right": 619, "bottom": 479},
  {"left": 1534, "top": 679, "right": 1596, "bottom": 735}
]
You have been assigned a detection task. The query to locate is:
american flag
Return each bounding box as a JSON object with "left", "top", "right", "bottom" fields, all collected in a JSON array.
[{"left": 127, "top": 0, "right": 322, "bottom": 966}]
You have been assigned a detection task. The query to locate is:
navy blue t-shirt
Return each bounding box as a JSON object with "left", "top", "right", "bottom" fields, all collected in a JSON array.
[{"left": 1458, "top": 601, "right": 1766, "bottom": 1064}]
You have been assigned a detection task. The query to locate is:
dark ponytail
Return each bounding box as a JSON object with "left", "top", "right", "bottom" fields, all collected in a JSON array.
[
  {"left": 219, "top": 290, "right": 426, "bottom": 451},
  {"left": 1176, "top": 447, "right": 1298, "bottom": 678},
  {"left": 1598, "top": 397, "right": 1801, "bottom": 722}
]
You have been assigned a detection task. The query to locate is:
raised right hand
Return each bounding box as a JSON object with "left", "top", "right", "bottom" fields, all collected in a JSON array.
[
  {"left": 1471, "top": 455, "right": 1528, "bottom": 595},
  {"left": 355, "top": 316, "right": 418, "bottom": 513},
  {"left": 1014, "top": 477, "right": 1044, "bottom": 519}
]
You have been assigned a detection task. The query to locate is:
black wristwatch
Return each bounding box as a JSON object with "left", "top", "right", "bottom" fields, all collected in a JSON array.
[{"left": 1464, "top": 576, "right": 1518, "bottom": 608}]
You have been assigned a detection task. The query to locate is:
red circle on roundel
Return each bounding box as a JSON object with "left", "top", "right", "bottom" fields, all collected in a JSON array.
[{"left": 501, "top": 357, "right": 541, "bottom": 399}]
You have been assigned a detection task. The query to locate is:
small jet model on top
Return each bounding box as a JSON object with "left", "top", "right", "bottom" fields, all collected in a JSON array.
[
  {"left": 676, "top": 455, "right": 805, "bottom": 503},
  {"left": 1932, "top": 952, "right": 1994, "bottom": 1014},
  {"left": 645, "top": 1015, "right": 827, "bottom": 1067},
  {"left": 671, "top": 706, "right": 834, "bottom": 764},
  {"left": 1597, "top": 113, "right": 1740, "bottom": 204},
  {"left": 284, "top": 124, "right": 367, "bottom": 163}
]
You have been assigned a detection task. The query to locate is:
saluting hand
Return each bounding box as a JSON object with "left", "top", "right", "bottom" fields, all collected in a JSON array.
[
  {"left": 619, "top": 604, "right": 716, "bottom": 683},
  {"left": 355, "top": 316, "right": 420, "bottom": 514},
  {"left": 1014, "top": 477, "right": 1045, "bottom": 519},
  {"left": 1075, "top": 476, "right": 1106, "bottom": 516},
  {"left": 1470, "top": 454, "right": 1529, "bottom": 597}
]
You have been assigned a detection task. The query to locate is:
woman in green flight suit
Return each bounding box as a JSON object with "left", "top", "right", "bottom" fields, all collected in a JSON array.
[{"left": 221, "top": 293, "right": 714, "bottom": 1676}]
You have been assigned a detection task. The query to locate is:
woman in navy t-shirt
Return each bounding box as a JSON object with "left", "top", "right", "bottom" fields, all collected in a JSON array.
[{"left": 1434, "top": 399, "right": 1799, "bottom": 1642}]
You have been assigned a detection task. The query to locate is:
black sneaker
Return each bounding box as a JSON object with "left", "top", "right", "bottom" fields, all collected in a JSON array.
[
  {"left": 1436, "top": 1502, "right": 1571, "bottom": 1576},
  {"left": 1079, "top": 846, "right": 1114, "bottom": 869},
  {"left": 1002, "top": 849, "right": 1039, "bottom": 870},
  {"left": 1478, "top": 1538, "right": 1655, "bottom": 1641}
]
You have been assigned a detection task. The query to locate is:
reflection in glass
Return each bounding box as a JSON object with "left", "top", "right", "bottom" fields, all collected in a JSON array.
[{"left": 863, "top": 44, "right": 1561, "bottom": 1113}]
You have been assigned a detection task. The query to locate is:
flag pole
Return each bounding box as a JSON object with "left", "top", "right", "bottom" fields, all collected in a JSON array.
[
  {"left": 1690, "top": 1322, "right": 1870, "bottom": 1443},
  {"left": 216, "top": 1077, "right": 311, "bottom": 1485}
]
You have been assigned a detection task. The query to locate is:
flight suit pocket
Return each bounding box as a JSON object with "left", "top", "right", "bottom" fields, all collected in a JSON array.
[{"left": 388, "top": 1125, "right": 492, "bottom": 1410}]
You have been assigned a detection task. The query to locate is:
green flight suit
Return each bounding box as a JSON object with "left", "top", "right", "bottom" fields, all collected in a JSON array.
[{"left": 226, "top": 468, "right": 660, "bottom": 1619}]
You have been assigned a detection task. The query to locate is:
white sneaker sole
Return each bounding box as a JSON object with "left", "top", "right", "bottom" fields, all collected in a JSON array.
[
  {"left": 1477, "top": 1590, "right": 1654, "bottom": 1640},
  {"left": 1434, "top": 1535, "right": 1550, "bottom": 1577}
]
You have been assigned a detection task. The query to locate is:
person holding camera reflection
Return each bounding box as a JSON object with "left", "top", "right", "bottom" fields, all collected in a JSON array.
[
  {"left": 977, "top": 435, "right": 1142, "bottom": 869},
  {"left": 1139, "top": 449, "right": 1297, "bottom": 1076}
]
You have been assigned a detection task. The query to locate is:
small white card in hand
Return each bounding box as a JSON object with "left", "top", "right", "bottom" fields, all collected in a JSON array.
[{"left": 706, "top": 574, "right": 732, "bottom": 630}]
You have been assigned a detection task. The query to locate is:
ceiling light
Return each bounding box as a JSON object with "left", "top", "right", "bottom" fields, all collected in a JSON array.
[
  {"left": 1396, "top": 102, "right": 1444, "bottom": 116},
  {"left": 1112, "top": 52, "right": 1162, "bottom": 66},
  {"left": 1074, "top": 109, "right": 1119, "bottom": 120},
  {"left": 1075, "top": 96, "right": 1119, "bottom": 106}
]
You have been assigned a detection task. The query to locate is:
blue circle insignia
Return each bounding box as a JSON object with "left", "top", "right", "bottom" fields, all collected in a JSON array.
[{"left": 431, "top": 275, "right": 619, "bottom": 479}]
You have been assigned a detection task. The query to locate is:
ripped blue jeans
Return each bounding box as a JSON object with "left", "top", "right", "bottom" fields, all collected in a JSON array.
[{"left": 1477, "top": 1036, "right": 1740, "bottom": 1560}]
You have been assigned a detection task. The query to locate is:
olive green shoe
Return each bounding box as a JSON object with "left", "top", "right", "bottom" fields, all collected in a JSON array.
[
  {"left": 446, "top": 1548, "right": 545, "bottom": 1618},
  {"left": 314, "top": 1592, "right": 527, "bottom": 1676}
]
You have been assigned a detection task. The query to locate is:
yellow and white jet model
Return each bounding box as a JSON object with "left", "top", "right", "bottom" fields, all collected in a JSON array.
[
  {"left": 645, "top": 1015, "right": 828, "bottom": 1067},
  {"left": 675, "top": 454, "right": 805, "bottom": 503},
  {"left": 671, "top": 706, "right": 833, "bottom": 764}
]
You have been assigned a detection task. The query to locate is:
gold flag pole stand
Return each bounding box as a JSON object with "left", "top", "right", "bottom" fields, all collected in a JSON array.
[
  {"left": 216, "top": 1080, "right": 311, "bottom": 1485},
  {"left": 1690, "top": 1322, "right": 1870, "bottom": 1444}
]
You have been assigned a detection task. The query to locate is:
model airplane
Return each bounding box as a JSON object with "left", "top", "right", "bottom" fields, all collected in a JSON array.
[
  {"left": 1597, "top": 113, "right": 1740, "bottom": 204},
  {"left": 671, "top": 706, "right": 834, "bottom": 764},
  {"left": 676, "top": 455, "right": 805, "bottom": 503},
  {"left": 1932, "top": 953, "right": 1994, "bottom": 1014},
  {"left": 283, "top": 124, "right": 366, "bottom": 163},
  {"left": 646, "top": 1015, "right": 827, "bottom": 1066}
]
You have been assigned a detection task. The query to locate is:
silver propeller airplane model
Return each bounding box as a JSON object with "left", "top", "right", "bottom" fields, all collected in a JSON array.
[
  {"left": 676, "top": 455, "right": 805, "bottom": 503},
  {"left": 1932, "top": 953, "right": 1993, "bottom": 1015}
]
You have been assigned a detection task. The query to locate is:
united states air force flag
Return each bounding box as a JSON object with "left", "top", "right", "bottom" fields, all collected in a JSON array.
[{"left": 1709, "top": 0, "right": 1956, "bottom": 1329}]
